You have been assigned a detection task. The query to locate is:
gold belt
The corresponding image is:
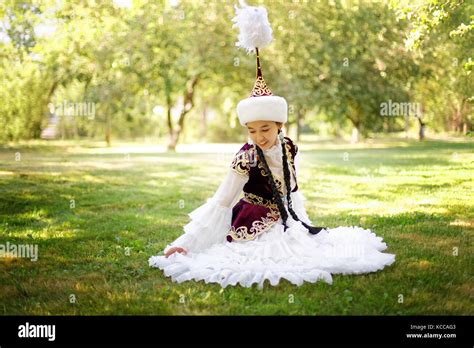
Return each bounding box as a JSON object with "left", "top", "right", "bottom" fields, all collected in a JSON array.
[{"left": 243, "top": 192, "right": 278, "bottom": 210}]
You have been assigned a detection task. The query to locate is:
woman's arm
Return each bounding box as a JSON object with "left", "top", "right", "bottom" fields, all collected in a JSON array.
[{"left": 164, "top": 167, "right": 249, "bottom": 256}]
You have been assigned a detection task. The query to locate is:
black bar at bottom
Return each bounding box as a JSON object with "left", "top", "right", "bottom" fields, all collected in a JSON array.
[{"left": 0, "top": 315, "right": 471, "bottom": 346}]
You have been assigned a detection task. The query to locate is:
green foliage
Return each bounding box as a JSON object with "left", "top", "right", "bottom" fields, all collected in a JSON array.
[
  {"left": 0, "top": 0, "right": 472, "bottom": 144},
  {"left": 392, "top": 0, "right": 473, "bottom": 132}
]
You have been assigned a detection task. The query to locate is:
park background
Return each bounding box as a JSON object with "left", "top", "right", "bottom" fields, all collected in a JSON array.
[{"left": 0, "top": 0, "right": 472, "bottom": 315}]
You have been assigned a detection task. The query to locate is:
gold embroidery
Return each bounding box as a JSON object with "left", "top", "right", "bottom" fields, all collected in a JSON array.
[
  {"left": 250, "top": 75, "right": 273, "bottom": 97},
  {"left": 230, "top": 150, "right": 249, "bottom": 176},
  {"left": 257, "top": 160, "right": 269, "bottom": 177},
  {"left": 248, "top": 146, "right": 258, "bottom": 168},
  {"left": 227, "top": 208, "right": 280, "bottom": 242},
  {"left": 256, "top": 162, "right": 286, "bottom": 196},
  {"left": 284, "top": 139, "right": 294, "bottom": 164},
  {"left": 231, "top": 146, "right": 258, "bottom": 177},
  {"left": 243, "top": 192, "right": 277, "bottom": 209}
]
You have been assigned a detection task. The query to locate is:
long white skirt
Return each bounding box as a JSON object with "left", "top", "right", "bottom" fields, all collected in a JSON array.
[{"left": 149, "top": 191, "right": 396, "bottom": 289}]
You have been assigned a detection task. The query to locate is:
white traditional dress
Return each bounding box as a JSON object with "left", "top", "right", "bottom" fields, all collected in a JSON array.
[{"left": 149, "top": 136, "right": 396, "bottom": 289}]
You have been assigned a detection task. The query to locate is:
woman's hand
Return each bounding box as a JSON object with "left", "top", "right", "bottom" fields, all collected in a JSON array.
[{"left": 164, "top": 246, "right": 187, "bottom": 258}]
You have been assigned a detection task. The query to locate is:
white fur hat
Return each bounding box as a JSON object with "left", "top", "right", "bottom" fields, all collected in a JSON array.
[
  {"left": 237, "top": 95, "right": 287, "bottom": 127},
  {"left": 232, "top": 1, "right": 288, "bottom": 127}
]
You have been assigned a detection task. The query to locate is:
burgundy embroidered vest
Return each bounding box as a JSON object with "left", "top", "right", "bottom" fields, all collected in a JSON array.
[{"left": 226, "top": 136, "right": 299, "bottom": 243}]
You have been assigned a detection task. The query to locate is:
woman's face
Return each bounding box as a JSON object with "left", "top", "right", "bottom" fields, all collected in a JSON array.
[{"left": 246, "top": 121, "right": 282, "bottom": 150}]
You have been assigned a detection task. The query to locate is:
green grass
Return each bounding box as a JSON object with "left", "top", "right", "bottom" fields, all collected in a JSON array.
[{"left": 0, "top": 137, "right": 472, "bottom": 315}]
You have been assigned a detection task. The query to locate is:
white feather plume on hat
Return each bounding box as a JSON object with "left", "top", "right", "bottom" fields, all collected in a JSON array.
[{"left": 232, "top": 0, "right": 273, "bottom": 54}]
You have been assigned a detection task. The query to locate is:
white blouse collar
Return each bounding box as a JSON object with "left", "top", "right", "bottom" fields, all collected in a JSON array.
[{"left": 262, "top": 135, "right": 282, "bottom": 155}]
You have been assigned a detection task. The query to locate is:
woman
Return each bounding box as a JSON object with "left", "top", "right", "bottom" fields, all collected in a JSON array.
[
  {"left": 148, "top": 118, "right": 395, "bottom": 288},
  {"left": 148, "top": 2, "right": 395, "bottom": 288}
]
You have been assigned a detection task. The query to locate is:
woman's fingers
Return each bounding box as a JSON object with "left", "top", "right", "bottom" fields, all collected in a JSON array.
[
  {"left": 173, "top": 247, "right": 187, "bottom": 256},
  {"left": 164, "top": 247, "right": 187, "bottom": 258},
  {"left": 164, "top": 247, "right": 176, "bottom": 258}
]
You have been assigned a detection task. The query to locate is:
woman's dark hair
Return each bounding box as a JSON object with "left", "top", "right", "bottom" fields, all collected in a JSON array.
[{"left": 255, "top": 130, "right": 325, "bottom": 234}]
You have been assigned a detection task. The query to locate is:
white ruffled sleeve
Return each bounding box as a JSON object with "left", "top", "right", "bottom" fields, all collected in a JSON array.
[
  {"left": 164, "top": 168, "right": 248, "bottom": 253},
  {"left": 291, "top": 150, "right": 313, "bottom": 225}
]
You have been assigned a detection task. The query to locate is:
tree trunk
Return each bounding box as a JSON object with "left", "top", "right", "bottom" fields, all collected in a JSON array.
[
  {"left": 72, "top": 116, "right": 78, "bottom": 139},
  {"left": 167, "top": 131, "right": 178, "bottom": 151},
  {"left": 334, "top": 124, "right": 341, "bottom": 138},
  {"left": 200, "top": 103, "right": 207, "bottom": 139},
  {"left": 296, "top": 109, "right": 302, "bottom": 142},
  {"left": 419, "top": 123, "right": 425, "bottom": 140},
  {"left": 417, "top": 104, "right": 425, "bottom": 141},
  {"left": 105, "top": 114, "right": 111, "bottom": 147},
  {"left": 351, "top": 126, "right": 359, "bottom": 144},
  {"left": 417, "top": 118, "right": 425, "bottom": 141},
  {"left": 404, "top": 114, "right": 409, "bottom": 139},
  {"left": 346, "top": 103, "right": 361, "bottom": 143},
  {"left": 167, "top": 75, "right": 199, "bottom": 151}
]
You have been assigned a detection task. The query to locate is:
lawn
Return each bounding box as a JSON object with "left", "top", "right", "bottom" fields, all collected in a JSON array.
[{"left": 0, "top": 137, "right": 472, "bottom": 315}]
